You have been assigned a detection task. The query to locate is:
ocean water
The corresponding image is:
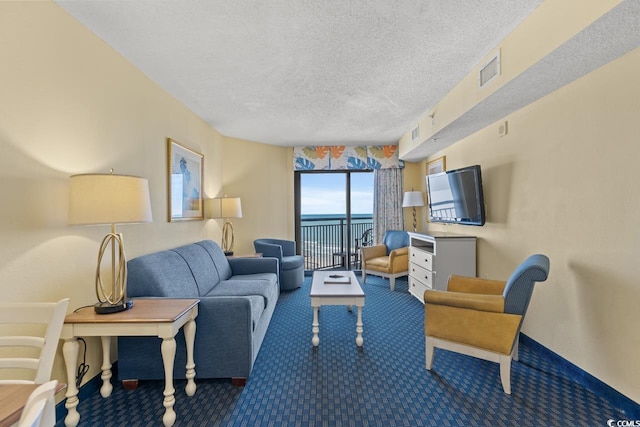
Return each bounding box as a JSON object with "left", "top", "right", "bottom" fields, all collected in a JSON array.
[{"left": 301, "top": 213, "right": 372, "bottom": 225}]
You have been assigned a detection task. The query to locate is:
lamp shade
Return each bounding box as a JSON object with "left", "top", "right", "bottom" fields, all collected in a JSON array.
[
  {"left": 402, "top": 191, "right": 425, "bottom": 208},
  {"left": 208, "top": 197, "right": 242, "bottom": 219},
  {"left": 221, "top": 197, "right": 242, "bottom": 218},
  {"left": 69, "top": 173, "right": 153, "bottom": 225}
]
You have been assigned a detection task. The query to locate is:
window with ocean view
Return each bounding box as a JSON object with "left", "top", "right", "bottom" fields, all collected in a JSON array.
[{"left": 296, "top": 171, "right": 373, "bottom": 271}]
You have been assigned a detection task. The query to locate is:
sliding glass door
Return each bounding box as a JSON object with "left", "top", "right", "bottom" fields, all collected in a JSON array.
[{"left": 295, "top": 171, "right": 373, "bottom": 271}]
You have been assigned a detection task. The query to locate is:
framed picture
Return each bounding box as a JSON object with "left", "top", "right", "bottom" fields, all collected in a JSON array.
[
  {"left": 167, "top": 138, "right": 204, "bottom": 221},
  {"left": 426, "top": 156, "right": 446, "bottom": 175}
]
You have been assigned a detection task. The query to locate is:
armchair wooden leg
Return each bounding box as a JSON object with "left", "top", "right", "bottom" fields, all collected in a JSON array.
[
  {"left": 425, "top": 337, "right": 435, "bottom": 370},
  {"left": 499, "top": 355, "right": 512, "bottom": 395},
  {"left": 512, "top": 334, "right": 520, "bottom": 362},
  {"left": 362, "top": 270, "right": 366, "bottom": 283}
]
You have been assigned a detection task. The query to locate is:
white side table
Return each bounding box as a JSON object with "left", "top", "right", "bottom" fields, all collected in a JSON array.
[{"left": 60, "top": 298, "right": 199, "bottom": 427}]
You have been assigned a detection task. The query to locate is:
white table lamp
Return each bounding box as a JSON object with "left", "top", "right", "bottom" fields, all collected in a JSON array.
[
  {"left": 69, "top": 171, "right": 153, "bottom": 314},
  {"left": 402, "top": 191, "right": 425, "bottom": 232},
  {"left": 208, "top": 196, "right": 242, "bottom": 255}
]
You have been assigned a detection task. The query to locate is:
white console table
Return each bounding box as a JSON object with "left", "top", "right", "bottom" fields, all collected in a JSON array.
[{"left": 408, "top": 232, "right": 476, "bottom": 302}]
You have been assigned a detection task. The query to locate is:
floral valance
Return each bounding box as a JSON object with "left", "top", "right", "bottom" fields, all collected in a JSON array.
[{"left": 293, "top": 145, "right": 404, "bottom": 171}]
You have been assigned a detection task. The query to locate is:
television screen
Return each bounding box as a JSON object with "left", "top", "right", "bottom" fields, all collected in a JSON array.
[{"left": 426, "top": 165, "right": 485, "bottom": 226}]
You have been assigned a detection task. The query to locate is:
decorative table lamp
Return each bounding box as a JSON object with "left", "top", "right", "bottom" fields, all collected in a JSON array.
[
  {"left": 209, "top": 196, "right": 242, "bottom": 256},
  {"left": 69, "top": 171, "right": 153, "bottom": 314},
  {"left": 402, "top": 191, "right": 425, "bottom": 232}
]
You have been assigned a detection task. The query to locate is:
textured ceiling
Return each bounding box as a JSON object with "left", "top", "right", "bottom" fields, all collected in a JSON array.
[
  {"left": 403, "top": 0, "right": 640, "bottom": 161},
  {"left": 54, "top": 0, "right": 542, "bottom": 147}
]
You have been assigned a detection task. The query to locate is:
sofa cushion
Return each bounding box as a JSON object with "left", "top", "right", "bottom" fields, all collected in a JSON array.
[
  {"left": 208, "top": 273, "right": 278, "bottom": 308},
  {"left": 172, "top": 243, "right": 221, "bottom": 296},
  {"left": 195, "top": 240, "right": 233, "bottom": 280},
  {"left": 127, "top": 251, "right": 200, "bottom": 298},
  {"left": 281, "top": 255, "right": 304, "bottom": 271},
  {"left": 226, "top": 272, "right": 277, "bottom": 284}
]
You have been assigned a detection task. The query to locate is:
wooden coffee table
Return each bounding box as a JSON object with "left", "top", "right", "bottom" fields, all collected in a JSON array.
[
  {"left": 60, "top": 298, "right": 199, "bottom": 427},
  {"left": 310, "top": 271, "right": 365, "bottom": 347}
]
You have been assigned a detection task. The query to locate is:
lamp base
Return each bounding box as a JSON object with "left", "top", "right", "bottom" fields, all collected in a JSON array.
[
  {"left": 94, "top": 299, "right": 133, "bottom": 314},
  {"left": 221, "top": 220, "right": 235, "bottom": 256}
]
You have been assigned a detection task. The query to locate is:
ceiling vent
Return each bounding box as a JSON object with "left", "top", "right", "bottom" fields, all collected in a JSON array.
[
  {"left": 479, "top": 49, "right": 501, "bottom": 88},
  {"left": 411, "top": 125, "right": 420, "bottom": 141}
]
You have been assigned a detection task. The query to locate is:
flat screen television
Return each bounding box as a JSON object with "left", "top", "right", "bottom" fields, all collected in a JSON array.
[{"left": 426, "top": 165, "right": 486, "bottom": 226}]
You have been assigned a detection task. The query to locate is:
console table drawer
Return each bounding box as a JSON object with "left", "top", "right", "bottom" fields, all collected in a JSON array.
[
  {"left": 410, "top": 247, "right": 433, "bottom": 271},
  {"left": 409, "top": 276, "right": 430, "bottom": 301},
  {"left": 410, "top": 263, "right": 433, "bottom": 288}
]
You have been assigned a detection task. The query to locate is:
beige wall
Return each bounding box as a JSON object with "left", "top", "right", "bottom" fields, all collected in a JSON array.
[
  {"left": 0, "top": 2, "right": 226, "bottom": 390},
  {"left": 220, "top": 137, "right": 293, "bottom": 254},
  {"left": 421, "top": 48, "right": 640, "bottom": 403}
]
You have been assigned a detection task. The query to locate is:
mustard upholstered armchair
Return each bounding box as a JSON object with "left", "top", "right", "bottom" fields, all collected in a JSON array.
[
  {"left": 424, "top": 254, "right": 550, "bottom": 394},
  {"left": 361, "top": 230, "right": 409, "bottom": 291}
]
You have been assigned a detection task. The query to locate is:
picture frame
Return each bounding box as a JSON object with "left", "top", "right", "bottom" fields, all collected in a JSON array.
[
  {"left": 167, "top": 138, "right": 204, "bottom": 221},
  {"left": 426, "top": 156, "right": 446, "bottom": 175}
]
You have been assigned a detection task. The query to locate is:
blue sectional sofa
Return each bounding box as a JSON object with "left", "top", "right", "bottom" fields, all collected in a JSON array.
[{"left": 117, "top": 240, "right": 279, "bottom": 384}]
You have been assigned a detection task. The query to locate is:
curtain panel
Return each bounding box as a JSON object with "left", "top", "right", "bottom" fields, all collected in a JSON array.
[
  {"left": 373, "top": 168, "right": 404, "bottom": 244},
  {"left": 293, "top": 145, "right": 404, "bottom": 171}
]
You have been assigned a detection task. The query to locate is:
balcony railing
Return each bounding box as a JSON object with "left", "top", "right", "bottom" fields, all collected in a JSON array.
[{"left": 300, "top": 215, "right": 373, "bottom": 270}]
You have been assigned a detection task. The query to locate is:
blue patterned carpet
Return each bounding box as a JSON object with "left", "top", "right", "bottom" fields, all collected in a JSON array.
[{"left": 59, "top": 275, "right": 633, "bottom": 426}]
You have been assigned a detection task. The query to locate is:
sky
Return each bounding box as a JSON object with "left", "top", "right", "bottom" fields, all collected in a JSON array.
[{"left": 301, "top": 172, "right": 373, "bottom": 215}]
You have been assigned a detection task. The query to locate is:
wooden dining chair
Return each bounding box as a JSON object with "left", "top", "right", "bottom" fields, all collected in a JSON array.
[
  {"left": 17, "top": 380, "right": 58, "bottom": 427},
  {"left": 0, "top": 299, "right": 69, "bottom": 384}
]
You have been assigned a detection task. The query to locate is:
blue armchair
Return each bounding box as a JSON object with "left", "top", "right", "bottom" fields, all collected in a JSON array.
[{"left": 254, "top": 238, "right": 304, "bottom": 291}]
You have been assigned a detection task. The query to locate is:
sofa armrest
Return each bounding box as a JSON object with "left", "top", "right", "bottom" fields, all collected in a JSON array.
[
  {"left": 388, "top": 246, "right": 409, "bottom": 272},
  {"left": 118, "top": 296, "right": 257, "bottom": 381},
  {"left": 228, "top": 257, "right": 279, "bottom": 275},
  {"left": 278, "top": 240, "right": 296, "bottom": 257},
  {"left": 361, "top": 244, "right": 386, "bottom": 261},
  {"left": 447, "top": 275, "right": 506, "bottom": 295},
  {"left": 424, "top": 289, "right": 505, "bottom": 313},
  {"left": 389, "top": 246, "right": 408, "bottom": 256},
  {"left": 253, "top": 242, "right": 283, "bottom": 260},
  {"left": 197, "top": 296, "right": 252, "bottom": 337}
]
